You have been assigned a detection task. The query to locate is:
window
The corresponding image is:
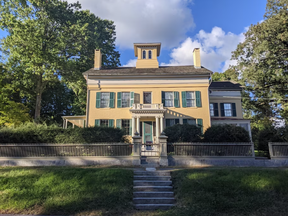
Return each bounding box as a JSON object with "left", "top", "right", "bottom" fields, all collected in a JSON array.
[
  {"left": 122, "top": 119, "right": 130, "bottom": 135},
  {"left": 186, "top": 91, "right": 195, "bottom": 107},
  {"left": 148, "top": 50, "right": 152, "bottom": 59},
  {"left": 183, "top": 119, "right": 196, "bottom": 125},
  {"left": 100, "top": 92, "right": 110, "bottom": 108},
  {"left": 224, "top": 103, "right": 232, "bottom": 117},
  {"left": 164, "top": 92, "right": 173, "bottom": 107},
  {"left": 144, "top": 92, "right": 152, "bottom": 104},
  {"left": 240, "top": 123, "right": 249, "bottom": 131},
  {"left": 210, "top": 103, "right": 214, "bottom": 116},
  {"left": 142, "top": 50, "right": 146, "bottom": 59},
  {"left": 122, "top": 92, "right": 130, "bottom": 107},
  {"left": 166, "top": 119, "right": 179, "bottom": 127},
  {"left": 100, "top": 119, "right": 108, "bottom": 127}
]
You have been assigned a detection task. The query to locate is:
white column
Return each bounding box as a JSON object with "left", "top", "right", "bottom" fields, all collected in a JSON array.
[
  {"left": 156, "top": 116, "right": 159, "bottom": 143},
  {"left": 65, "top": 119, "right": 68, "bottom": 129},
  {"left": 72, "top": 123, "right": 75, "bottom": 128},
  {"left": 136, "top": 116, "right": 140, "bottom": 134},
  {"left": 160, "top": 116, "right": 164, "bottom": 133},
  {"left": 132, "top": 117, "right": 135, "bottom": 136}
]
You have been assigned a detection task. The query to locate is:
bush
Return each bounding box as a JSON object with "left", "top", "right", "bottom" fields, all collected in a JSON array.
[
  {"left": 0, "top": 122, "right": 125, "bottom": 143},
  {"left": 164, "top": 124, "right": 202, "bottom": 143},
  {"left": 204, "top": 124, "right": 250, "bottom": 142}
]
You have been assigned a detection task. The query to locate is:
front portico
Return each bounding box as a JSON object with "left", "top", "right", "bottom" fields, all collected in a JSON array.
[{"left": 130, "top": 104, "right": 166, "bottom": 144}]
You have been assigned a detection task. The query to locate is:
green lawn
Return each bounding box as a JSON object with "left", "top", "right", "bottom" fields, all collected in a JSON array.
[{"left": 0, "top": 167, "right": 133, "bottom": 215}]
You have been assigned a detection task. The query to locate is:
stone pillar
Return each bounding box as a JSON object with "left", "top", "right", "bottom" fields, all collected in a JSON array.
[
  {"left": 155, "top": 116, "right": 159, "bottom": 143},
  {"left": 159, "top": 132, "right": 168, "bottom": 166},
  {"left": 131, "top": 117, "right": 135, "bottom": 137},
  {"left": 136, "top": 116, "right": 140, "bottom": 134},
  {"left": 160, "top": 116, "right": 164, "bottom": 133},
  {"left": 132, "top": 132, "right": 141, "bottom": 165},
  {"left": 65, "top": 119, "right": 68, "bottom": 129}
]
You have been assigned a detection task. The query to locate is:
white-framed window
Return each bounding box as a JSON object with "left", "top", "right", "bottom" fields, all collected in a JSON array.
[
  {"left": 224, "top": 103, "right": 232, "bottom": 117},
  {"left": 164, "top": 92, "right": 174, "bottom": 107},
  {"left": 142, "top": 50, "right": 146, "bottom": 59},
  {"left": 143, "top": 92, "right": 152, "bottom": 104},
  {"left": 100, "top": 92, "right": 110, "bottom": 108},
  {"left": 148, "top": 50, "right": 152, "bottom": 59},
  {"left": 166, "top": 119, "right": 179, "bottom": 127},
  {"left": 183, "top": 119, "right": 196, "bottom": 125},
  {"left": 122, "top": 119, "right": 130, "bottom": 135},
  {"left": 100, "top": 119, "right": 108, "bottom": 127},
  {"left": 210, "top": 103, "right": 214, "bottom": 116},
  {"left": 186, "top": 91, "right": 195, "bottom": 107},
  {"left": 122, "top": 92, "right": 130, "bottom": 108},
  {"left": 240, "top": 123, "right": 249, "bottom": 131}
]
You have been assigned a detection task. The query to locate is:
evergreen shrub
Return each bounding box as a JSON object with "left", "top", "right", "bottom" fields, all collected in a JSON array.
[{"left": 164, "top": 124, "right": 202, "bottom": 143}]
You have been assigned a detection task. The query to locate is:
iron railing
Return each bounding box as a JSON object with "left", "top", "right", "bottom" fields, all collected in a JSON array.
[
  {"left": 0, "top": 143, "right": 132, "bottom": 157},
  {"left": 167, "top": 142, "right": 254, "bottom": 157},
  {"left": 269, "top": 142, "right": 288, "bottom": 158}
]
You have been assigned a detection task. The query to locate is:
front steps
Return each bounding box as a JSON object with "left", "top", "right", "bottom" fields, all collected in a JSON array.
[{"left": 133, "top": 170, "right": 175, "bottom": 210}]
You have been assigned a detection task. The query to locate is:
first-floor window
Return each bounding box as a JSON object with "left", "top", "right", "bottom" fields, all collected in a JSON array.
[
  {"left": 240, "top": 123, "right": 249, "bottom": 131},
  {"left": 210, "top": 103, "right": 214, "bottom": 116},
  {"left": 224, "top": 103, "right": 232, "bottom": 117},
  {"left": 164, "top": 92, "right": 173, "bottom": 107},
  {"left": 166, "top": 119, "right": 179, "bottom": 127},
  {"left": 101, "top": 92, "right": 110, "bottom": 108},
  {"left": 122, "top": 119, "right": 130, "bottom": 135},
  {"left": 122, "top": 92, "right": 130, "bottom": 107},
  {"left": 183, "top": 119, "right": 196, "bottom": 125},
  {"left": 186, "top": 91, "right": 195, "bottom": 107},
  {"left": 100, "top": 119, "right": 108, "bottom": 127}
]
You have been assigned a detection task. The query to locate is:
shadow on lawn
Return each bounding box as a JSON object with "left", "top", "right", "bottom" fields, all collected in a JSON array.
[
  {"left": 0, "top": 166, "right": 134, "bottom": 216},
  {"left": 158, "top": 168, "right": 288, "bottom": 216}
]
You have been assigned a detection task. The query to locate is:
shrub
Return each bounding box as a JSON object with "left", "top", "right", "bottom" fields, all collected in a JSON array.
[
  {"left": 204, "top": 124, "right": 250, "bottom": 142},
  {"left": 164, "top": 124, "right": 202, "bottom": 143},
  {"left": 0, "top": 122, "right": 125, "bottom": 143}
]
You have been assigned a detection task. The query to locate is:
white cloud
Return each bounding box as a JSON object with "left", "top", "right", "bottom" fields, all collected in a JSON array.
[
  {"left": 123, "top": 59, "right": 137, "bottom": 67},
  {"left": 67, "top": 0, "right": 194, "bottom": 49},
  {"left": 161, "top": 26, "right": 245, "bottom": 72}
]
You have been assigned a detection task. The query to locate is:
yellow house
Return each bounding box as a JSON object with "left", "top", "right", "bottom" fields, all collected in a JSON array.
[{"left": 62, "top": 43, "right": 251, "bottom": 142}]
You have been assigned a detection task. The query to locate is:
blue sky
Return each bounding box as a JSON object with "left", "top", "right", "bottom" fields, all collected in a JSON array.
[{"left": 1, "top": 0, "right": 267, "bottom": 72}]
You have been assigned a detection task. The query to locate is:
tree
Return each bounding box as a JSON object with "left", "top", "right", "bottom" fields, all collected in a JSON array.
[
  {"left": 231, "top": 0, "right": 288, "bottom": 123},
  {"left": 0, "top": 0, "right": 88, "bottom": 121}
]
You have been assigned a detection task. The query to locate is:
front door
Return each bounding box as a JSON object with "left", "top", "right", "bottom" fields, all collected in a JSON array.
[{"left": 143, "top": 121, "right": 153, "bottom": 144}]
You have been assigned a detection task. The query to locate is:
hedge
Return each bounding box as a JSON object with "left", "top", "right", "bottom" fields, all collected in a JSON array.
[
  {"left": 0, "top": 123, "right": 125, "bottom": 143},
  {"left": 164, "top": 124, "right": 202, "bottom": 143}
]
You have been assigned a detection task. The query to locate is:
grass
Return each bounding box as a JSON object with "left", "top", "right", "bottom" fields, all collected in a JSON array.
[
  {"left": 1, "top": 167, "right": 288, "bottom": 216},
  {"left": 0, "top": 167, "right": 133, "bottom": 215}
]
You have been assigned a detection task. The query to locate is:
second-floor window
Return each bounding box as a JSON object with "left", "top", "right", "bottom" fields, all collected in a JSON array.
[
  {"left": 122, "top": 92, "right": 130, "bottom": 107},
  {"left": 186, "top": 91, "right": 195, "bottom": 107},
  {"left": 220, "top": 103, "right": 236, "bottom": 117},
  {"left": 210, "top": 103, "right": 214, "bottom": 116},
  {"left": 224, "top": 103, "right": 232, "bottom": 116},
  {"left": 164, "top": 92, "right": 173, "bottom": 107},
  {"left": 101, "top": 92, "right": 110, "bottom": 108},
  {"left": 144, "top": 92, "right": 152, "bottom": 104}
]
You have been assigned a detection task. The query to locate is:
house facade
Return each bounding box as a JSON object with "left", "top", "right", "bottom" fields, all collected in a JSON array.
[{"left": 62, "top": 43, "right": 251, "bottom": 142}]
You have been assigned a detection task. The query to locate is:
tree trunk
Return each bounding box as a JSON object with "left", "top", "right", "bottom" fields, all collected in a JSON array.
[{"left": 34, "top": 75, "right": 44, "bottom": 121}]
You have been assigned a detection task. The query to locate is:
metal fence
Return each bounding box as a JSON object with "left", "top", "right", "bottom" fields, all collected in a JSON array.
[
  {"left": 167, "top": 142, "right": 254, "bottom": 157},
  {"left": 269, "top": 142, "right": 288, "bottom": 158},
  {"left": 0, "top": 143, "right": 132, "bottom": 157}
]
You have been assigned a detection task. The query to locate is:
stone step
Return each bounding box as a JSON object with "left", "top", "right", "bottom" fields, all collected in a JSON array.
[
  {"left": 134, "top": 186, "right": 173, "bottom": 191},
  {"left": 140, "top": 163, "right": 160, "bottom": 167},
  {"left": 134, "top": 176, "right": 171, "bottom": 181},
  {"left": 133, "top": 197, "right": 175, "bottom": 204},
  {"left": 134, "top": 204, "right": 175, "bottom": 210},
  {"left": 134, "top": 180, "right": 172, "bottom": 186},
  {"left": 134, "top": 171, "right": 171, "bottom": 176},
  {"left": 133, "top": 191, "right": 174, "bottom": 197}
]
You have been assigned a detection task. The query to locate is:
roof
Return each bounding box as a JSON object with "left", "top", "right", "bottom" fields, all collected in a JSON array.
[
  {"left": 83, "top": 65, "right": 212, "bottom": 77},
  {"left": 209, "top": 81, "right": 243, "bottom": 91},
  {"left": 134, "top": 43, "right": 161, "bottom": 57}
]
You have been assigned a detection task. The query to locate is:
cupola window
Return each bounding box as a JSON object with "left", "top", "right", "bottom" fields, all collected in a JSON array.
[
  {"left": 148, "top": 50, "right": 152, "bottom": 59},
  {"left": 142, "top": 50, "right": 146, "bottom": 59}
]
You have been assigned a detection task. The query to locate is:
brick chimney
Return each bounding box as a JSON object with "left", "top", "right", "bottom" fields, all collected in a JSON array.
[
  {"left": 193, "top": 48, "right": 201, "bottom": 69},
  {"left": 94, "top": 49, "right": 102, "bottom": 70}
]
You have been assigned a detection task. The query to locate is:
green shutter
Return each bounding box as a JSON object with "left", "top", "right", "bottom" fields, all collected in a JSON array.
[
  {"left": 116, "top": 119, "right": 122, "bottom": 128},
  {"left": 117, "top": 92, "right": 122, "bottom": 108},
  {"left": 162, "top": 91, "right": 165, "bottom": 105},
  {"left": 95, "top": 119, "right": 100, "bottom": 126},
  {"left": 129, "top": 119, "right": 132, "bottom": 135},
  {"left": 197, "top": 119, "right": 203, "bottom": 134},
  {"left": 220, "top": 103, "right": 225, "bottom": 116},
  {"left": 196, "top": 91, "right": 202, "bottom": 107},
  {"left": 130, "top": 92, "right": 134, "bottom": 107},
  {"left": 96, "top": 92, "right": 101, "bottom": 108},
  {"left": 109, "top": 92, "right": 115, "bottom": 108},
  {"left": 109, "top": 119, "right": 114, "bottom": 127},
  {"left": 214, "top": 103, "right": 219, "bottom": 117},
  {"left": 183, "top": 119, "right": 187, "bottom": 124},
  {"left": 182, "top": 91, "right": 187, "bottom": 107},
  {"left": 175, "top": 119, "right": 180, "bottom": 124},
  {"left": 232, "top": 103, "right": 237, "bottom": 117},
  {"left": 174, "top": 92, "right": 179, "bottom": 107}
]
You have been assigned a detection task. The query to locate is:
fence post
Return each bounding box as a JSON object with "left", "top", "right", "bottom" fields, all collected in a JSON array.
[
  {"left": 132, "top": 132, "right": 141, "bottom": 165},
  {"left": 268, "top": 142, "right": 273, "bottom": 158},
  {"left": 251, "top": 142, "right": 255, "bottom": 158},
  {"left": 159, "top": 132, "right": 168, "bottom": 166}
]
